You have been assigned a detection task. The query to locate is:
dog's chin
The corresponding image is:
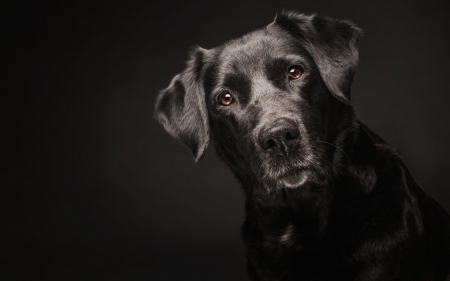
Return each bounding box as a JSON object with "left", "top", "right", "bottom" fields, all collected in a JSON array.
[{"left": 279, "top": 168, "right": 310, "bottom": 188}]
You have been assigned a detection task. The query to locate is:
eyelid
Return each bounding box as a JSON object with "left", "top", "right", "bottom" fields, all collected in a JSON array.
[
  {"left": 215, "top": 89, "right": 229, "bottom": 100},
  {"left": 287, "top": 63, "right": 305, "bottom": 70}
]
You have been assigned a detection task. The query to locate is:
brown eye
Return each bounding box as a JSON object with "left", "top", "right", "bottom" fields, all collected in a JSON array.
[
  {"left": 288, "top": 66, "right": 303, "bottom": 80},
  {"left": 218, "top": 92, "right": 234, "bottom": 106}
]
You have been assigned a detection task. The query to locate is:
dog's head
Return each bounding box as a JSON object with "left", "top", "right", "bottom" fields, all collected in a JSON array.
[{"left": 155, "top": 12, "right": 362, "bottom": 191}]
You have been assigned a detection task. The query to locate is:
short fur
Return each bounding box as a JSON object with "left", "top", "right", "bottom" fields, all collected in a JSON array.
[{"left": 154, "top": 11, "right": 450, "bottom": 280}]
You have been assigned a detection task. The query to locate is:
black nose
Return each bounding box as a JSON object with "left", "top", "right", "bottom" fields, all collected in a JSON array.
[{"left": 258, "top": 118, "right": 301, "bottom": 156}]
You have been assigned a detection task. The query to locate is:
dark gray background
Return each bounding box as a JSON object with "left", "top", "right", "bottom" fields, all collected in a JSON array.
[{"left": 3, "top": 0, "right": 450, "bottom": 280}]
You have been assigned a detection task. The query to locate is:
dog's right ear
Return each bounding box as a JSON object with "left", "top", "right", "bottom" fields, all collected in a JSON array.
[{"left": 154, "top": 47, "right": 210, "bottom": 162}]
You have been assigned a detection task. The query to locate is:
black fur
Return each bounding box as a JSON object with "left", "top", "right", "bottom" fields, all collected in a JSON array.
[{"left": 154, "top": 11, "right": 450, "bottom": 280}]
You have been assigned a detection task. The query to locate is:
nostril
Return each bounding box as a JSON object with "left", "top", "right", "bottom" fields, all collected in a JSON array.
[{"left": 262, "top": 139, "right": 277, "bottom": 150}]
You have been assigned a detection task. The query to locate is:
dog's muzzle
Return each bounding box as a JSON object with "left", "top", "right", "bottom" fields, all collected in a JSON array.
[{"left": 255, "top": 117, "right": 314, "bottom": 187}]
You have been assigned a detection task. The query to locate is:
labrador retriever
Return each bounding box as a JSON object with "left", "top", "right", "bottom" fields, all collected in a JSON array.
[{"left": 154, "top": 11, "right": 450, "bottom": 280}]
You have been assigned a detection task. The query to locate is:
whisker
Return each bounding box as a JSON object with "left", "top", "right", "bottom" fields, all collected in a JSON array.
[{"left": 317, "top": 140, "right": 349, "bottom": 159}]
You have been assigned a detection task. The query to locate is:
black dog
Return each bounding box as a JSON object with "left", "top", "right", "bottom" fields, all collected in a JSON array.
[{"left": 154, "top": 11, "right": 450, "bottom": 280}]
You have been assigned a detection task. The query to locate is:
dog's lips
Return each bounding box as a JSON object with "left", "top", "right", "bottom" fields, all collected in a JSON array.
[{"left": 279, "top": 168, "right": 310, "bottom": 188}]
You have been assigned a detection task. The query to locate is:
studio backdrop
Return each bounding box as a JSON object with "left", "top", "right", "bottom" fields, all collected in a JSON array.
[{"left": 3, "top": 0, "right": 450, "bottom": 280}]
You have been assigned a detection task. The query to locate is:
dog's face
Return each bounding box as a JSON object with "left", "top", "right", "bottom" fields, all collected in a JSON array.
[{"left": 155, "top": 12, "right": 362, "bottom": 192}]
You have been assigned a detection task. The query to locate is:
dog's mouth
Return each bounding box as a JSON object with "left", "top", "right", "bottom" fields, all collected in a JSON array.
[
  {"left": 250, "top": 143, "right": 329, "bottom": 189},
  {"left": 279, "top": 167, "right": 310, "bottom": 188}
]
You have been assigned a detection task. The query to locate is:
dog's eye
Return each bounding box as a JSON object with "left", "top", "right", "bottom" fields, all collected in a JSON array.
[
  {"left": 218, "top": 91, "right": 234, "bottom": 106},
  {"left": 287, "top": 66, "right": 303, "bottom": 80}
]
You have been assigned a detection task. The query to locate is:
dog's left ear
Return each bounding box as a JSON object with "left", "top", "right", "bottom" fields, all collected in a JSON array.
[
  {"left": 275, "top": 12, "right": 363, "bottom": 105},
  {"left": 154, "top": 47, "right": 210, "bottom": 162}
]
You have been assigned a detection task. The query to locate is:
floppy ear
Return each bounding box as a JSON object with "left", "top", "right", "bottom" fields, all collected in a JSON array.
[
  {"left": 275, "top": 12, "right": 363, "bottom": 104},
  {"left": 154, "top": 47, "right": 209, "bottom": 162}
]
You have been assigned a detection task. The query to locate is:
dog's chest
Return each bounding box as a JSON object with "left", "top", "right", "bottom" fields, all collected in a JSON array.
[
  {"left": 278, "top": 223, "right": 297, "bottom": 247},
  {"left": 256, "top": 222, "right": 304, "bottom": 254},
  {"left": 244, "top": 207, "right": 357, "bottom": 280},
  {"left": 245, "top": 219, "right": 329, "bottom": 277}
]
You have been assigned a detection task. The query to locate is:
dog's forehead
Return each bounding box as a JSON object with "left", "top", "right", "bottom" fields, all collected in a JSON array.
[{"left": 217, "top": 28, "right": 296, "bottom": 71}]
